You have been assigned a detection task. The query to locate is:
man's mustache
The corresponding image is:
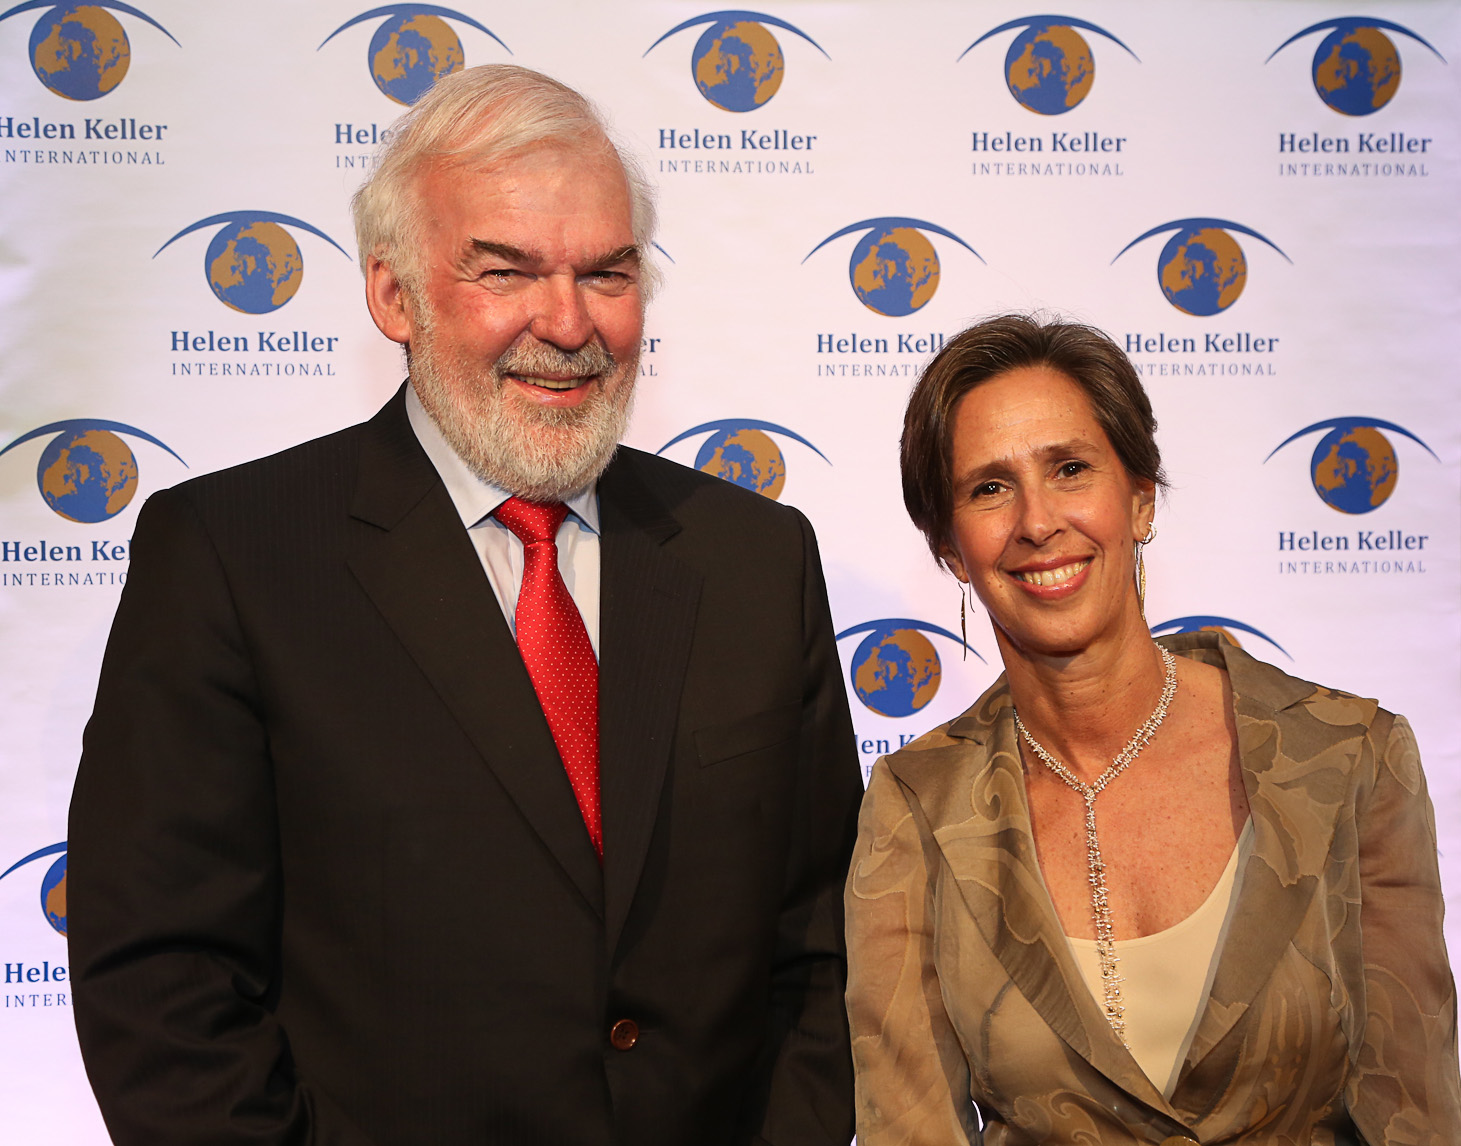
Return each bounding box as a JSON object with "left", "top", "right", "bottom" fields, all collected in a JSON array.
[{"left": 494, "top": 340, "right": 617, "bottom": 381}]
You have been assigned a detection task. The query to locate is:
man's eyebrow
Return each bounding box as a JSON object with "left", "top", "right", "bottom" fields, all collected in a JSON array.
[
  {"left": 462, "top": 240, "right": 641, "bottom": 272},
  {"left": 465, "top": 239, "right": 538, "bottom": 263},
  {"left": 582, "top": 244, "right": 641, "bottom": 272}
]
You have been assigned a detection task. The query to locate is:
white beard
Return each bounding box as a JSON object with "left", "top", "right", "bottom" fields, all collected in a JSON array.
[{"left": 408, "top": 315, "right": 638, "bottom": 502}]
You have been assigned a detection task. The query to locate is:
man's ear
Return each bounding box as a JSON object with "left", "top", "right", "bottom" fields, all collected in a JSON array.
[{"left": 364, "top": 256, "right": 413, "bottom": 346}]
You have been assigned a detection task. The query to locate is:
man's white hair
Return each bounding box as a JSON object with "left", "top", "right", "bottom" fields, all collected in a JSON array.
[{"left": 351, "top": 64, "right": 659, "bottom": 299}]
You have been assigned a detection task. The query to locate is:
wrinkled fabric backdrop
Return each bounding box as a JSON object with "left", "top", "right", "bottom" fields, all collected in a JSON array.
[{"left": 1, "top": 2, "right": 1457, "bottom": 1139}]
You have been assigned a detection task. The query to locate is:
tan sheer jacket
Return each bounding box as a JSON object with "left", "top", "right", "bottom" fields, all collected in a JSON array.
[{"left": 845, "top": 632, "right": 1461, "bottom": 1145}]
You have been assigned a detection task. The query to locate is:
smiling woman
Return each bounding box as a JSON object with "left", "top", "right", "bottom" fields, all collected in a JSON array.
[{"left": 844, "top": 314, "right": 1461, "bottom": 1144}]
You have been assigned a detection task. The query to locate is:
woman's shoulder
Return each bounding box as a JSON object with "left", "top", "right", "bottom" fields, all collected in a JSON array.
[{"left": 1165, "top": 630, "right": 1397, "bottom": 734}]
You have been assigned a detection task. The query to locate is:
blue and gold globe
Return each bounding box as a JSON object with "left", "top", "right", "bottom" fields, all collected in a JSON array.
[
  {"left": 38, "top": 428, "right": 138, "bottom": 523},
  {"left": 850, "top": 227, "right": 939, "bottom": 317},
  {"left": 1311, "top": 426, "right": 1397, "bottom": 513},
  {"left": 695, "top": 428, "right": 786, "bottom": 499},
  {"left": 1005, "top": 24, "right": 1093, "bottom": 115},
  {"left": 206, "top": 221, "right": 303, "bottom": 314},
  {"left": 693, "top": 19, "right": 784, "bottom": 111},
  {"left": 1313, "top": 26, "right": 1399, "bottom": 116},
  {"left": 28, "top": 4, "right": 129, "bottom": 101},
  {"left": 370, "top": 13, "right": 463, "bottom": 105},
  {"left": 1158, "top": 227, "right": 1246, "bottom": 316},
  {"left": 852, "top": 626, "right": 941, "bottom": 718},
  {"left": 40, "top": 855, "right": 66, "bottom": 936}
]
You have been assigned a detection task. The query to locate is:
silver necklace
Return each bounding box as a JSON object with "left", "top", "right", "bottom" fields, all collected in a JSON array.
[{"left": 1012, "top": 645, "right": 1179, "bottom": 1044}]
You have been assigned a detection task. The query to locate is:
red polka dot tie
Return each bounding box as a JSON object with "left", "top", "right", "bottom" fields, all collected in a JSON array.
[{"left": 494, "top": 497, "right": 602, "bottom": 860}]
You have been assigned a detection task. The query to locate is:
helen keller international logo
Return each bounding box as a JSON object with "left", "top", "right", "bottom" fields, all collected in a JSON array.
[
  {"left": 836, "top": 619, "right": 982, "bottom": 719},
  {"left": 959, "top": 15, "right": 1137, "bottom": 114},
  {"left": 319, "top": 4, "right": 510, "bottom": 106},
  {"left": 1268, "top": 18, "right": 1444, "bottom": 116},
  {"left": 644, "top": 9, "right": 827, "bottom": 112},
  {"left": 156, "top": 212, "right": 351, "bottom": 315},
  {"left": 657, "top": 420, "right": 829, "bottom": 501},
  {"left": 1113, "top": 219, "right": 1289, "bottom": 317},
  {"left": 1150, "top": 616, "right": 1290, "bottom": 659},
  {"left": 1266, "top": 417, "right": 1437, "bottom": 515},
  {"left": 805, "top": 218, "right": 982, "bottom": 317},
  {"left": 0, "top": 843, "right": 67, "bottom": 936},
  {"left": 0, "top": 1, "right": 177, "bottom": 100},
  {"left": 0, "top": 420, "right": 184, "bottom": 523}
]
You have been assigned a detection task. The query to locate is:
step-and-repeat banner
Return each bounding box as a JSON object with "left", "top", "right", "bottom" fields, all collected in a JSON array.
[{"left": 1, "top": 2, "right": 1457, "bottom": 1138}]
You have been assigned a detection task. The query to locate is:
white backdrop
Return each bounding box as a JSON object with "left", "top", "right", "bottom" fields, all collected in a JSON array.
[{"left": 1, "top": 2, "right": 1458, "bottom": 1139}]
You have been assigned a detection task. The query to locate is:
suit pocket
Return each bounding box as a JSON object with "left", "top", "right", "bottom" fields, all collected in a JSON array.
[{"left": 694, "top": 702, "right": 801, "bottom": 767}]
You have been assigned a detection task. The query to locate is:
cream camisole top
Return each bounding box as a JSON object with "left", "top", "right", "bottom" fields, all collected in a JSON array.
[{"left": 1067, "top": 819, "right": 1254, "bottom": 1098}]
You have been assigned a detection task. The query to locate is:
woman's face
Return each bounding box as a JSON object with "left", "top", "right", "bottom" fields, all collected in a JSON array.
[{"left": 940, "top": 364, "right": 1155, "bottom": 660}]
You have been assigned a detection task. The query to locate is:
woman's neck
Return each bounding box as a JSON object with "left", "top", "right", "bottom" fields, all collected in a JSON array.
[{"left": 997, "top": 615, "right": 1169, "bottom": 783}]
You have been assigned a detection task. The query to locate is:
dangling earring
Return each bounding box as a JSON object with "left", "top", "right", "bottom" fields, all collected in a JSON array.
[
  {"left": 1135, "top": 523, "right": 1156, "bottom": 620},
  {"left": 959, "top": 583, "right": 970, "bottom": 661}
]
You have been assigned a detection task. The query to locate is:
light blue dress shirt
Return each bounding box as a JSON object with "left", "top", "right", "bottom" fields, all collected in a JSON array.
[{"left": 405, "top": 385, "right": 601, "bottom": 657}]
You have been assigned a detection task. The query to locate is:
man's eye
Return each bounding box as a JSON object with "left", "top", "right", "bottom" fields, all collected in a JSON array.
[
  {"left": 973, "top": 481, "right": 1003, "bottom": 498},
  {"left": 1058, "top": 461, "right": 1088, "bottom": 477}
]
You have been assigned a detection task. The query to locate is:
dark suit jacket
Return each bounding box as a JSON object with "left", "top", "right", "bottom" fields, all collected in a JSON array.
[
  {"left": 69, "top": 387, "right": 863, "bottom": 1146},
  {"left": 846, "top": 633, "right": 1461, "bottom": 1145}
]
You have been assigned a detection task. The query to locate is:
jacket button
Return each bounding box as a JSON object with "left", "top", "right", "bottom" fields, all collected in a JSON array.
[{"left": 609, "top": 1019, "right": 639, "bottom": 1050}]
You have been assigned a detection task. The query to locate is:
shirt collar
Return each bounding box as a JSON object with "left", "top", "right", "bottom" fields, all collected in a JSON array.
[{"left": 404, "top": 383, "right": 600, "bottom": 534}]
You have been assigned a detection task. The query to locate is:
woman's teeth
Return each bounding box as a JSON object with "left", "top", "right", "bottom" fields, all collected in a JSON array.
[{"left": 1013, "top": 560, "right": 1089, "bottom": 587}]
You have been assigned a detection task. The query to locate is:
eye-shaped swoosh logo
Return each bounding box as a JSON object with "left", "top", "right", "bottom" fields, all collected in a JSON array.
[
  {"left": 644, "top": 9, "right": 827, "bottom": 112},
  {"left": 658, "top": 419, "right": 829, "bottom": 501},
  {"left": 0, "top": 1, "right": 178, "bottom": 100},
  {"left": 0, "top": 841, "right": 68, "bottom": 935},
  {"left": 319, "top": 5, "right": 510, "bottom": 105},
  {"left": 805, "top": 218, "right": 982, "bottom": 317},
  {"left": 1113, "top": 218, "right": 1289, "bottom": 317},
  {"left": 1266, "top": 417, "right": 1437, "bottom": 515},
  {"left": 0, "top": 419, "right": 185, "bottom": 522},
  {"left": 958, "top": 14, "right": 1137, "bottom": 115},
  {"left": 1267, "top": 17, "right": 1444, "bottom": 116},
  {"left": 836, "top": 618, "right": 983, "bottom": 718},
  {"left": 156, "top": 212, "right": 351, "bottom": 314}
]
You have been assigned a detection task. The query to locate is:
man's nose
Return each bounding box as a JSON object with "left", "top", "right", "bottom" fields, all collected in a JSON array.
[{"left": 528, "top": 274, "right": 595, "bottom": 351}]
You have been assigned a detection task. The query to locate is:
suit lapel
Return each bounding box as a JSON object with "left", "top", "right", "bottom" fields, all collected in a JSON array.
[
  {"left": 595, "top": 452, "right": 702, "bottom": 954},
  {"left": 344, "top": 389, "right": 604, "bottom": 917},
  {"left": 919, "top": 692, "right": 1173, "bottom": 1116},
  {"left": 1175, "top": 638, "right": 1357, "bottom": 1086}
]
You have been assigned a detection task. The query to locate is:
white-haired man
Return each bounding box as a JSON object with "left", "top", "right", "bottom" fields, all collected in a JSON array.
[{"left": 70, "top": 66, "right": 860, "bottom": 1146}]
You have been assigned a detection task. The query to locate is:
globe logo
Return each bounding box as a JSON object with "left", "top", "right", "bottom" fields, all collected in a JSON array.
[
  {"left": 1149, "top": 616, "right": 1290, "bottom": 659},
  {"left": 2, "top": 1, "right": 177, "bottom": 100},
  {"left": 0, "top": 842, "right": 68, "bottom": 936},
  {"left": 1114, "top": 218, "right": 1289, "bottom": 317},
  {"left": 1265, "top": 417, "right": 1438, "bottom": 515},
  {"left": 805, "top": 218, "right": 982, "bottom": 318},
  {"left": 156, "top": 212, "right": 351, "bottom": 315},
  {"left": 1268, "top": 18, "right": 1444, "bottom": 117},
  {"left": 0, "top": 419, "right": 185, "bottom": 523},
  {"left": 645, "top": 10, "right": 828, "bottom": 112},
  {"left": 320, "top": 5, "right": 509, "bottom": 106},
  {"left": 836, "top": 619, "right": 982, "bottom": 719},
  {"left": 960, "top": 15, "right": 1137, "bottom": 115},
  {"left": 657, "top": 419, "right": 830, "bottom": 501}
]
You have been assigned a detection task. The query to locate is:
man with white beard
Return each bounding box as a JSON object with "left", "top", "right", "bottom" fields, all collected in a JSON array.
[{"left": 69, "top": 66, "right": 862, "bottom": 1146}]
